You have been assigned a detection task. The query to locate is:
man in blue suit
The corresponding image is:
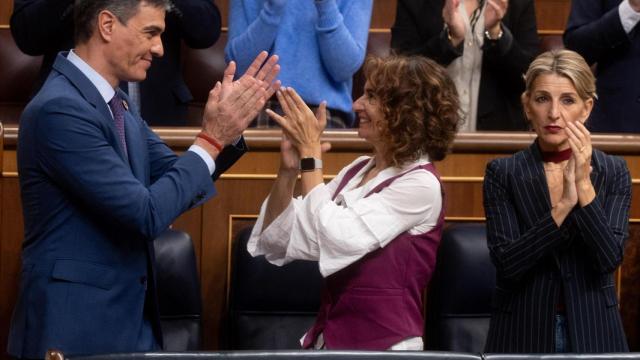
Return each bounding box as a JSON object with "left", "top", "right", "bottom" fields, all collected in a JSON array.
[
  {"left": 10, "top": 0, "right": 222, "bottom": 126},
  {"left": 7, "top": 0, "right": 280, "bottom": 358},
  {"left": 564, "top": 0, "right": 640, "bottom": 133}
]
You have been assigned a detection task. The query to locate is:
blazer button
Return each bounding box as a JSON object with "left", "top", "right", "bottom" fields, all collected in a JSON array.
[{"left": 140, "top": 276, "right": 147, "bottom": 285}]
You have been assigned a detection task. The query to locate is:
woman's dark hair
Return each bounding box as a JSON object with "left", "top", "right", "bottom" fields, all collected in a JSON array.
[{"left": 363, "top": 55, "right": 461, "bottom": 165}]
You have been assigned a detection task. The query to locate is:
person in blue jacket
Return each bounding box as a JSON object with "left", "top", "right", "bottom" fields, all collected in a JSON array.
[{"left": 225, "top": 0, "right": 373, "bottom": 128}]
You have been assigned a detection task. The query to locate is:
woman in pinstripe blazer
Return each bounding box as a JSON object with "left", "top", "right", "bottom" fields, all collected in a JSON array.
[{"left": 483, "top": 50, "right": 631, "bottom": 353}]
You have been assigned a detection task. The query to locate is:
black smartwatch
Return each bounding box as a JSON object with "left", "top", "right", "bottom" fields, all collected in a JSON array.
[{"left": 299, "top": 157, "right": 323, "bottom": 172}]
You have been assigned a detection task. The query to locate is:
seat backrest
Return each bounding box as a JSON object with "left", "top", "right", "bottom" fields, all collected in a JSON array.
[
  {"left": 225, "top": 226, "right": 323, "bottom": 350},
  {"left": 424, "top": 223, "right": 496, "bottom": 352},
  {"left": 153, "top": 229, "right": 202, "bottom": 351}
]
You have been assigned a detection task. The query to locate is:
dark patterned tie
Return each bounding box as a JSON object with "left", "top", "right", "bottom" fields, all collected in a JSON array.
[{"left": 108, "top": 93, "right": 128, "bottom": 158}]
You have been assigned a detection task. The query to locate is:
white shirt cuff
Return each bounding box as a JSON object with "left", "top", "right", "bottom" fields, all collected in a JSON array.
[
  {"left": 619, "top": 0, "right": 640, "bottom": 33},
  {"left": 188, "top": 144, "right": 216, "bottom": 175}
]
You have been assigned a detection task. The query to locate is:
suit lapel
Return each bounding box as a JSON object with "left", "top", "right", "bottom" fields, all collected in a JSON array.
[
  {"left": 520, "top": 142, "right": 552, "bottom": 215},
  {"left": 52, "top": 52, "right": 129, "bottom": 163},
  {"left": 120, "top": 94, "right": 147, "bottom": 184}
]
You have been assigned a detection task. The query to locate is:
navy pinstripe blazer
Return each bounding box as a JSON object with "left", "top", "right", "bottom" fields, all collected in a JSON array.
[{"left": 483, "top": 141, "right": 631, "bottom": 353}]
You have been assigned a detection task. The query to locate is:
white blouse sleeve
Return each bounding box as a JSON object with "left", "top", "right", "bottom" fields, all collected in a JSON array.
[
  {"left": 248, "top": 159, "right": 441, "bottom": 278},
  {"left": 246, "top": 160, "right": 355, "bottom": 265},
  {"left": 297, "top": 169, "right": 441, "bottom": 277}
]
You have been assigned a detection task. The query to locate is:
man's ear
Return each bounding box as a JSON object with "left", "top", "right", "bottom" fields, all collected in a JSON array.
[{"left": 97, "top": 10, "right": 118, "bottom": 42}]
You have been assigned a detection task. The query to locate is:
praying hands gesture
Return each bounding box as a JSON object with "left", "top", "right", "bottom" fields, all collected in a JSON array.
[
  {"left": 551, "top": 121, "right": 595, "bottom": 226},
  {"left": 266, "top": 87, "right": 330, "bottom": 195}
]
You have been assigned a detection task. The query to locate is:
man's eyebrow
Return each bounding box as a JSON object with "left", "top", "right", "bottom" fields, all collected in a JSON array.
[{"left": 143, "top": 25, "right": 164, "bottom": 33}]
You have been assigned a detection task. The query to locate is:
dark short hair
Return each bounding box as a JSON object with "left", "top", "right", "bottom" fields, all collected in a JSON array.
[
  {"left": 74, "top": 0, "right": 173, "bottom": 45},
  {"left": 363, "top": 55, "right": 461, "bottom": 165}
]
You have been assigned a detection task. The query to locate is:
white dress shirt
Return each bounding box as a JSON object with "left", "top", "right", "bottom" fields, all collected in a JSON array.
[
  {"left": 447, "top": 0, "right": 485, "bottom": 132},
  {"left": 619, "top": 0, "right": 640, "bottom": 33}
]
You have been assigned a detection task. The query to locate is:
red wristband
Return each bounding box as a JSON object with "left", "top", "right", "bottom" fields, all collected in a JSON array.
[{"left": 196, "top": 132, "right": 223, "bottom": 152}]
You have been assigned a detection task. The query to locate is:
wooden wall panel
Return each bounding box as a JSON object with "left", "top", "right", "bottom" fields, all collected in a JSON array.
[
  {"left": 0, "top": 178, "right": 22, "bottom": 359},
  {"left": 0, "top": 1, "right": 10, "bottom": 26}
]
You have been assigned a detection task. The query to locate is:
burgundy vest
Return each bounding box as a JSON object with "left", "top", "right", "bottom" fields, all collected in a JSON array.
[{"left": 302, "top": 159, "right": 445, "bottom": 350}]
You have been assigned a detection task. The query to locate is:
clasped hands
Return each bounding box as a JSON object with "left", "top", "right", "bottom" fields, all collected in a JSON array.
[
  {"left": 553, "top": 121, "right": 596, "bottom": 225},
  {"left": 265, "top": 88, "right": 331, "bottom": 176},
  {"left": 443, "top": 0, "right": 508, "bottom": 45}
]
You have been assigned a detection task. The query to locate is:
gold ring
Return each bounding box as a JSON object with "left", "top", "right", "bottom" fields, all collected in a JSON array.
[{"left": 579, "top": 146, "right": 586, "bottom": 152}]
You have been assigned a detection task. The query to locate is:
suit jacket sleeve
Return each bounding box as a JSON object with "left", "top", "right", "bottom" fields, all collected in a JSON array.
[
  {"left": 172, "top": 0, "right": 222, "bottom": 48},
  {"left": 483, "top": 159, "right": 572, "bottom": 282},
  {"left": 144, "top": 126, "right": 246, "bottom": 183},
  {"left": 390, "top": 0, "right": 463, "bottom": 65},
  {"left": 35, "top": 97, "right": 215, "bottom": 240},
  {"left": 10, "top": 0, "right": 74, "bottom": 55},
  {"left": 571, "top": 156, "right": 631, "bottom": 273},
  {"left": 563, "top": 1, "right": 629, "bottom": 65}
]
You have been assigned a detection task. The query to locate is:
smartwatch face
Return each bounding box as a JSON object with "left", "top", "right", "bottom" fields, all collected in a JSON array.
[{"left": 300, "top": 157, "right": 317, "bottom": 171}]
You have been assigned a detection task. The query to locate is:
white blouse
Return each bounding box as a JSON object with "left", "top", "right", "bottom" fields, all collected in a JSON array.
[{"left": 248, "top": 155, "right": 443, "bottom": 277}]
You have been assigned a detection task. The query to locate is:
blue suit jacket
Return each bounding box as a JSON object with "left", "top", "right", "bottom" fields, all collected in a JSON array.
[
  {"left": 483, "top": 142, "right": 630, "bottom": 352},
  {"left": 564, "top": 0, "right": 640, "bottom": 133},
  {"left": 7, "top": 53, "right": 245, "bottom": 358}
]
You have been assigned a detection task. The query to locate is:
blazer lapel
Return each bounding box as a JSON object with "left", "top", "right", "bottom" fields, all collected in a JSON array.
[
  {"left": 520, "top": 142, "right": 553, "bottom": 215},
  {"left": 120, "top": 95, "right": 147, "bottom": 184},
  {"left": 52, "top": 52, "right": 129, "bottom": 163}
]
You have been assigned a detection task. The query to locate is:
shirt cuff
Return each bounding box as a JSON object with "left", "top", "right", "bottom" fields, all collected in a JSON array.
[
  {"left": 188, "top": 145, "right": 216, "bottom": 175},
  {"left": 619, "top": 0, "right": 640, "bottom": 33}
]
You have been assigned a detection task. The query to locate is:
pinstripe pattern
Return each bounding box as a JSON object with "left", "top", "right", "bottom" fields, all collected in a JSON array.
[{"left": 483, "top": 142, "right": 631, "bottom": 353}]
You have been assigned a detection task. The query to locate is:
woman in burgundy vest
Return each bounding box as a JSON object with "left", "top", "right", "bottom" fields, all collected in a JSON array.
[{"left": 248, "top": 55, "right": 462, "bottom": 350}]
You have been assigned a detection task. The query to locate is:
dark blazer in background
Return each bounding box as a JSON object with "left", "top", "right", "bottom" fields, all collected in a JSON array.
[
  {"left": 10, "top": 0, "right": 221, "bottom": 126},
  {"left": 391, "top": 0, "right": 539, "bottom": 131},
  {"left": 483, "top": 142, "right": 630, "bottom": 352},
  {"left": 7, "top": 52, "right": 245, "bottom": 358},
  {"left": 564, "top": 0, "right": 640, "bottom": 133}
]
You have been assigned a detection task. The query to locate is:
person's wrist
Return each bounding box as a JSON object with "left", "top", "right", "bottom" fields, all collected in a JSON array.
[
  {"left": 298, "top": 144, "right": 322, "bottom": 159},
  {"left": 555, "top": 199, "right": 575, "bottom": 213},
  {"left": 194, "top": 137, "right": 220, "bottom": 159},
  {"left": 576, "top": 179, "right": 594, "bottom": 192},
  {"left": 278, "top": 166, "right": 299, "bottom": 177},
  {"left": 445, "top": 26, "right": 464, "bottom": 46},
  {"left": 486, "top": 23, "right": 503, "bottom": 40},
  {"left": 197, "top": 131, "right": 224, "bottom": 152}
]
